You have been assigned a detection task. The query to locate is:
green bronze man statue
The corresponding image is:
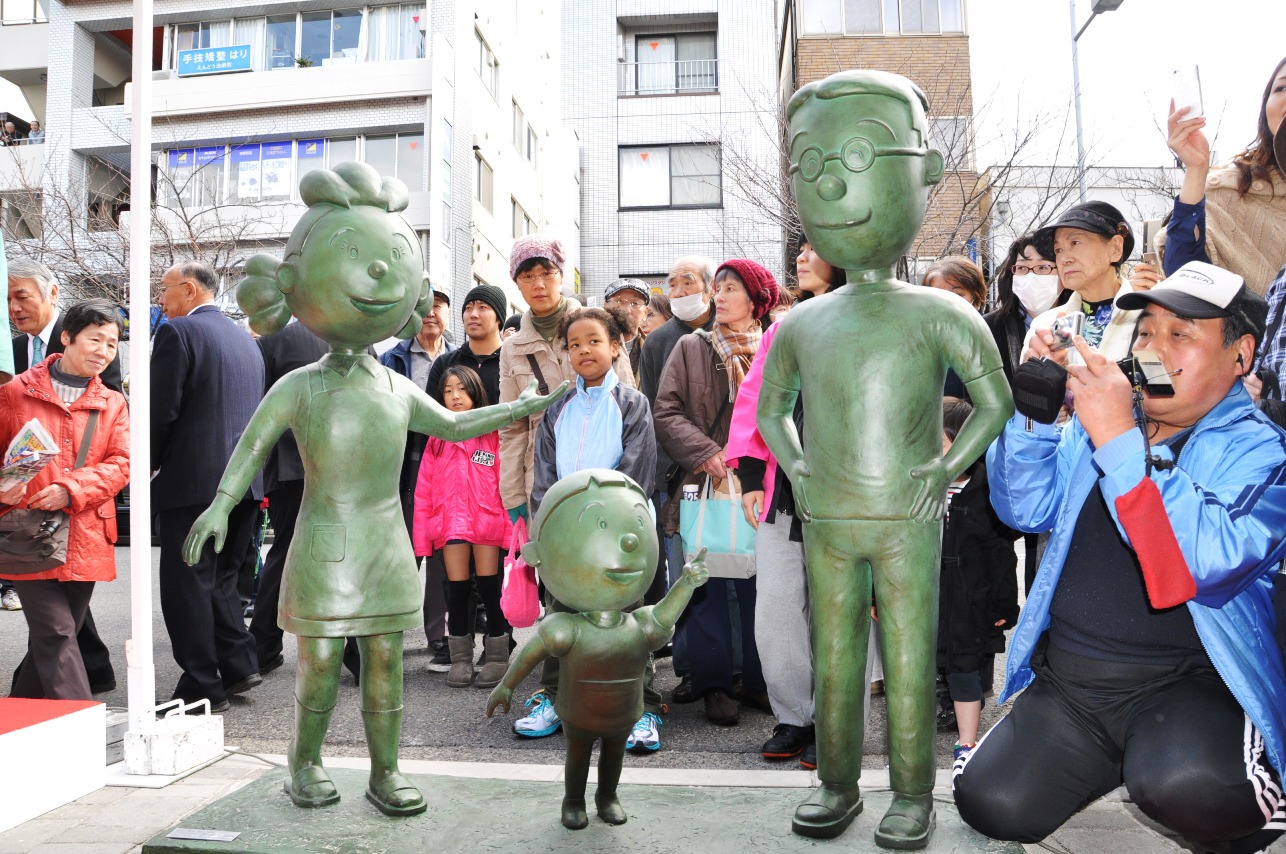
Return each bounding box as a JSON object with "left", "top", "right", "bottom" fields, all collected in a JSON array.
[
  {"left": 183, "top": 161, "right": 566, "bottom": 817},
  {"left": 485, "top": 469, "right": 707, "bottom": 830},
  {"left": 757, "top": 71, "right": 1013, "bottom": 847}
]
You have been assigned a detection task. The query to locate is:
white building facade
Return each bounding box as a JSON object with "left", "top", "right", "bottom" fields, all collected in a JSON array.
[
  {"left": 561, "top": 0, "right": 785, "bottom": 295},
  {"left": 0, "top": 0, "right": 578, "bottom": 316}
]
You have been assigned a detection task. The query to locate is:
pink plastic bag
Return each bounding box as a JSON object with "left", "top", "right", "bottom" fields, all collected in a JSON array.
[{"left": 500, "top": 517, "right": 540, "bottom": 628}]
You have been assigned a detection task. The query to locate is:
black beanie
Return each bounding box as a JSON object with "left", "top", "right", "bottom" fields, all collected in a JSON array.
[{"left": 462, "top": 284, "right": 508, "bottom": 323}]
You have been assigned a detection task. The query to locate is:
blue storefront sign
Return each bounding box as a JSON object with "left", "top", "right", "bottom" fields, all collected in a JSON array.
[{"left": 177, "top": 44, "right": 253, "bottom": 77}]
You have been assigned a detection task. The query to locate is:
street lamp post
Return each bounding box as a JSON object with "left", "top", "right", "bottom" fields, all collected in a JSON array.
[{"left": 1071, "top": 0, "right": 1125, "bottom": 202}]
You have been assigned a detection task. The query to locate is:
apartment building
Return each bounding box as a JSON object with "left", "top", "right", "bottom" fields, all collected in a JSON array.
[
  {"left": 561, "top": 0, "right": 786, "bottom": 295},
  {"left": 0, "top": 0, "right": 577, "bottom": 315},
  {"left": 780, "top": 0, "right": 979, "bottom": 271}
]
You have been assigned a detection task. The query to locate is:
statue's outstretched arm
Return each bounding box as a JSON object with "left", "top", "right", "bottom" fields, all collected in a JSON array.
[{"left": 409, "top": 378, "right": 569, "bottom": 442}]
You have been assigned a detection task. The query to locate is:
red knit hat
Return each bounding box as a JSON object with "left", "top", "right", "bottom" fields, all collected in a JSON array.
[{"left": 716, "top": 259, "right": 781, "bottom": 321}]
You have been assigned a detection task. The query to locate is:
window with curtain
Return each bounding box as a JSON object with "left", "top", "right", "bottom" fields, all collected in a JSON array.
[
  {"left": 512, "top": 101, "right": 524, "bottom": 150},
  {"left": 173, "top": 21, "right": 231, "bottom": 67},
  {"left": 234, "top": 17, "right": 266, "bottom": 72},
  {"left": 367, "top": 5, "right": 422, "bottom": 61},
  {"left": 619, "top": 146, "right": 670, "bottom": 208},
  {"left": 619, "top": 144, "right": 721, "bottom": 209}
]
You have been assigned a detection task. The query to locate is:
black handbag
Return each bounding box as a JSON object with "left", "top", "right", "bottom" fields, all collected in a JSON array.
[{"left": 0, "top": 410, "right": 99, "bottom": 575}]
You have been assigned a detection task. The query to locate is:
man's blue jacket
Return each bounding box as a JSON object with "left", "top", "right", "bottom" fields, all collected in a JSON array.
[{"left": 988, "top": 383, "right": 1286, "bottom": 774}]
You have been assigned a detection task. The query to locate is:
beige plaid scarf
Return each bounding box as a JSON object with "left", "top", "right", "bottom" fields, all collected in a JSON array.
[{"left": 711, "top": 321, "right": 762, "bottom": 400}]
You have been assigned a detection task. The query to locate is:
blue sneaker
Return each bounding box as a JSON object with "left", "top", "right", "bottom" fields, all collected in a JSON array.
[
  {"left": 626, "top": 712, "right": 663, "bottom": 753},
  {"left": 513, "top": 691, "right": 561, "bottom": 738}
]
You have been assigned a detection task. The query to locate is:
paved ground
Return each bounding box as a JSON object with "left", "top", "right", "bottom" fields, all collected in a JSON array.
[
  {"left": 2, "top": 546, "right": 1280, "bottom": 852},
  {"left": 0, "top": 547, "right": 1009, "bottom": 770}
]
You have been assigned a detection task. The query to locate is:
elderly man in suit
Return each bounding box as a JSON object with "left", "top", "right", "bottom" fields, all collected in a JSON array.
[
  {"left": 7, "top": 257, "right": 119, "bottom": 693},
  {"left": 152, "top": 260, "right": 265, "bottom": 711}
]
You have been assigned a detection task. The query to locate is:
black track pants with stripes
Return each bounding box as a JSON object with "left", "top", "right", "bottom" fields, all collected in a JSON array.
[{"left": 953, "top": 643, "right": 1284, "bottom": 853}]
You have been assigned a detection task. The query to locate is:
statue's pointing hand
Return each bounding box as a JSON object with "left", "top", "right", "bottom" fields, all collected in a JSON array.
[{"left": 512, "top": 378, "right": 570, "bottom": 419}]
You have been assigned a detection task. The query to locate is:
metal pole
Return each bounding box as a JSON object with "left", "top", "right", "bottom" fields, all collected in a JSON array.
[
  {"left": 125, "top": 0, "right": 156, "bottom": 753},
  {"left": 1070, "top": 2, "right": 1099, "bottom": 204}
]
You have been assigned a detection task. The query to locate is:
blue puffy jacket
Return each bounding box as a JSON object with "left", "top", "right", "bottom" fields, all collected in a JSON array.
[{"left": 988, "top": 383, "right": 1286, "bottom": 775}]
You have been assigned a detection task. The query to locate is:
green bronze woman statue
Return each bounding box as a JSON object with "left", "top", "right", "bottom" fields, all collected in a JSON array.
[{"left": 183, "top": 161, "right": 565, "bottom": 817}]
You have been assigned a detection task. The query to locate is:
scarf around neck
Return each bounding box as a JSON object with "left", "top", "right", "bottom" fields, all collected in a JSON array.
[
  {"left": 711, "top": 321, "right": 762, "bottom": 400},
  {"left": 530, "top": 297, "right": 571, "bottom": 343}
]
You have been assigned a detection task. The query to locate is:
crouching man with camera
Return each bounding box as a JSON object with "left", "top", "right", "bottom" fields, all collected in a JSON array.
[{"left": 955, "top": 262, "right": 1286, "bottom": 853}]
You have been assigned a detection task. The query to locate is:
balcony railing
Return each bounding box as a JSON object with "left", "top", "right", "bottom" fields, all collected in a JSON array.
[{"left": 618, "top": 59, "right": 718, "bottom": 96}]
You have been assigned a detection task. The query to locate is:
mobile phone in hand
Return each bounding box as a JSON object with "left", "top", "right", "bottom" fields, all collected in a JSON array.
[{"left": 1173, "top": 65, "right": 1204, "bottom": 119}]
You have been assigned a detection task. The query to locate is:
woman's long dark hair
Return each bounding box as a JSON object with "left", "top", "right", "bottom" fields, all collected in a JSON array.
[
  {"left": 1231, "top": 56, "right": 1286, "bottom": 196},
  {"left": 991, "top": 234, "right": 1070, "bottom": 320}
]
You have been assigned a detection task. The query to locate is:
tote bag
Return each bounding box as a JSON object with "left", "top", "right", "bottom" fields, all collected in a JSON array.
[{"left": 679, "top": 474, "right": 757, "bottom": 579}]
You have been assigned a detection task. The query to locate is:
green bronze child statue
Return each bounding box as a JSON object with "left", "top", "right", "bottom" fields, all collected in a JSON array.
[
  {"left": 485, "top": 469, "right": 707, "bottom": 830},
  {"left": 757, "top": 71, "right": 1013, "bottom": 847},
  {"left": 184, "top": 161, "right": 565, "bottom": 817}
]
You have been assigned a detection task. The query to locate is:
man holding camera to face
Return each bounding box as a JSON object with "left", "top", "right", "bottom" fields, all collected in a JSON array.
[{"left": 955, "top": 261, "right": 1286, "bottom": 853}]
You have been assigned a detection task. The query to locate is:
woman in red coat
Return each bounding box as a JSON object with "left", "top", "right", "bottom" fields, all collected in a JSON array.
[{"left": 0, "top": 299, "right": 130, "bottom": 699}]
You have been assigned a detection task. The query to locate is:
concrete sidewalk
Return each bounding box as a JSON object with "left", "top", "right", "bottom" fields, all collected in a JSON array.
[{"left": 0, "top": 750, "right": 1223, "bottom": 854}]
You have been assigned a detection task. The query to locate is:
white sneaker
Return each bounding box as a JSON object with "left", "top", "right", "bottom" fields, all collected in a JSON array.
[{"left": 1, "top": 588, "right": 21, "bottom": 611}]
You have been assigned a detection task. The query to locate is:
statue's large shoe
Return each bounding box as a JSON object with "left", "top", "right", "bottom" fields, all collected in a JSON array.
[
  {"left": 874, "top": 792, "right": 935, "bottom": 850},
  {"left": 791, "top": 783, "right": 863, "bottom": 839},
  {"left": 284, "top": 764, "right": 340, "bottom": 808},
  {"left": 365, "top": 771, "right": 427, "bottom": 816}
]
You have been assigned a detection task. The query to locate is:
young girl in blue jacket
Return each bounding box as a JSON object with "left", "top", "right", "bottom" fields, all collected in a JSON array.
[
  {"left": 514, "top": 306, "right": 662, "bottom": 749},
  {"left": 412, "top": 366, "right": 512, "bottom": 690}
]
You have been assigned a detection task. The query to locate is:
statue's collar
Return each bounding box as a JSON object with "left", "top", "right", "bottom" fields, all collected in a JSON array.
[{"left": 319, "top": 351, "right": 381, "bottom": 378}]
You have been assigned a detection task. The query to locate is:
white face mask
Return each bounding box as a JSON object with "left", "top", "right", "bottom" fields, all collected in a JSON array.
[
  {"left": 1011, "top": 273, "right": 1060, "bottom": 315},
  {"left": 670, "top": 291, "right": 709, "bottom": 322}
]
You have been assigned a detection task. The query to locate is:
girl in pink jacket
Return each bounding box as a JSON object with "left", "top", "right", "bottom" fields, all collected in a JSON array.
[{"left": 412, "top": 366, "right": 512, "bottom": 689}]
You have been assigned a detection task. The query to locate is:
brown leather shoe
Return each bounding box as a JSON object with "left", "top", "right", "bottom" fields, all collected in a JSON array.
[{"left": 704, "top": 689, "right": 740, "bottom": 725}]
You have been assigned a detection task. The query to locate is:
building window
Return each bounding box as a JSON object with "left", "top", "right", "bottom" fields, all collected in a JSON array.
[
  {"left": 476, "top": 30, "right": 498, "bottom": 98},
  {"left": 512, "top": 101, "right": 524, "bottom": 150},
  {"left": 366, "top": 4, "right": 425, "bottom": 61},
  {"left": 1, "top": 0, "right": 47, "bottom": 25},
  {"left": 800, "top": 0, "right": 964, "bottom": 35},
  {"left": 621, "top": 32, "right": 717, "bottom": 96},
  {"left": 475, "top": 153, "right": 493, "bottom": 213},
  {"left": 511, "top": 198, "right": 535, "bottom": 238},
  {"left": 365, "top": 133, "right": 426, "bottom": 190},
  {"left": 160, "top": 134, "right": 417, "bottom": 210},
  {"left": 928, "top": 116, "right": 971, "bottom": 172},
  {"left": 171, "top": 7, "right": 423, "bottom": 74},
  {"left": 526, "top": 126, "right": 538, "bottom": 165},
  {"left": 618, "top": 144, "right": 721, "bottom": 209}
]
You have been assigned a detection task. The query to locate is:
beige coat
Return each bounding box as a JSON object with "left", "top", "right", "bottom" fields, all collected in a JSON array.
[
  {"left": 1204, "top": 165, "right": 1286, "bottom": 295},
  {"left": 497, "top": 301, "right": 635, "bottom": 510}
]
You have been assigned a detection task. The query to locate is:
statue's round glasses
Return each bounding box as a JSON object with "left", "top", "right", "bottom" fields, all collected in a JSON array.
[{"left": 790, "top": 138, "right": 928, "bottom": 182}]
